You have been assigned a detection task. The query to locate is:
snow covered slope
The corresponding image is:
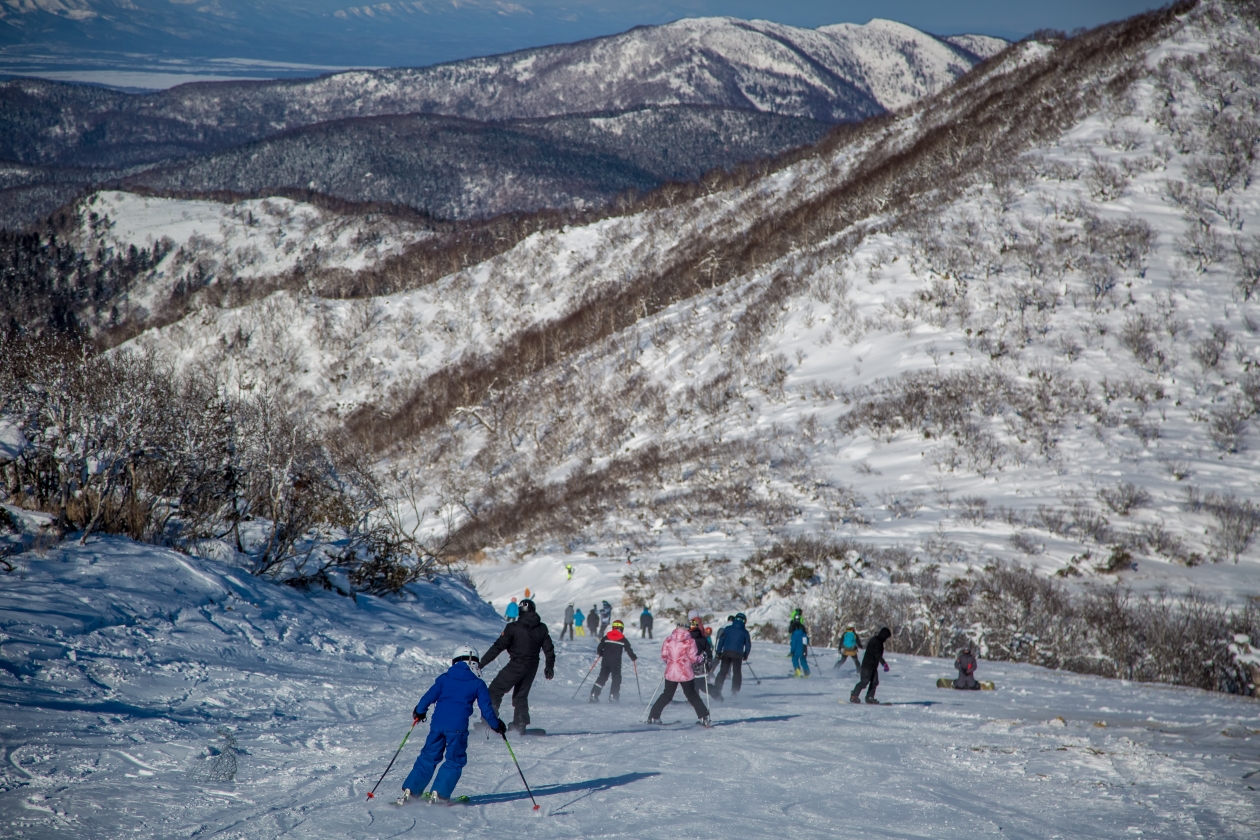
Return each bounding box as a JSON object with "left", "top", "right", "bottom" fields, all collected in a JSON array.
[{"left": 1, "top": 530, "right": 1256, "bottom": 838}]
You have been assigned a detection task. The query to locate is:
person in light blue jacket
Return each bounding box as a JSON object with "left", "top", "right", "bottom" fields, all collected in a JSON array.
[
  {"left": 397, "top": 646, "right": 504, "bottom": 806},
  {"left": 504, "top": 597, "right": 519, "bottom": 623}
]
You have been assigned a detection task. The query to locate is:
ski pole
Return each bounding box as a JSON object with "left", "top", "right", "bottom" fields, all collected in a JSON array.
[
  {"left": 571, "top": 657, "right": 599, "bottom": 699},
  {"left": 746, "top": 662, "right": 761, "bottom": 684},
  {"left": 633, "top": 660, "right": 642, "bottom": 703},
  {"left": 365, "top": 719, "right": 416, "bottom": 800},
  {"left": 501, "top": 734, "right": 541, "bottom": 811},
  {"left": 642, "top": 674, "right": 665, "bottom": 721}
]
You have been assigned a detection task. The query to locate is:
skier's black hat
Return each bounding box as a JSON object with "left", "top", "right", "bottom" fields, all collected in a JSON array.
[{"left": 519, "top": 598, "right": 537, "bottom": 613}]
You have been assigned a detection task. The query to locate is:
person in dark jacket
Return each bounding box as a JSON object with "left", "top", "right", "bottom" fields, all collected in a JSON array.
[
  {"left": 479, "top": 598, "right": 555, "bottom": 734},
  {"left": 850, "top": 626, "right": 891, "bottom": 704},
  {"left": 686, "top": 610, "right": 713, "bottom": 695},
  {"left": 788, "top": 608, "right": 806, "bottom": 636},
  {"left": 599, "top": 600, "right": 613, "bottom": 627},
  {"left": 562, "top": 602, "right": 575, "bottom": 641},
  {"left": 588, "top": 604, "right": 601, "bottom": 639},
  {"left": 639, "top": 606, "right": 654, "bottom": 639},
  {"left": 396, "top": 645, "right": 505, "bottom": 806},
  {"left": 715, "top": 616, "right": 734, "bottom": 651},
  {"left": 712, "top": 613, "right": 752, "bottom": 699},
  {"left": 954, "top": 647, "right": 980, "bottom": 690},
  {"left": 590, "top": 619, "right": 638, "bottom": 701}
]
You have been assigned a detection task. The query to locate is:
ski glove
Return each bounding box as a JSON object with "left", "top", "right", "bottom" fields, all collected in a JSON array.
[
  {"left": 544, "top": 667, "right": 554, "bottom": 680},
  {"left": 414, "top": 711, "right": 427, "bottom": 724},
  {"left": 882, "top": 662, "right": 890, "bottom": 672},
  {"left": 493, "top": 720, "right": 508, "bottom": 735}
]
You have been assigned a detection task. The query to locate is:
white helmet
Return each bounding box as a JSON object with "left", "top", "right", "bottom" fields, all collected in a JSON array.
[
  {"left": 687, "top": 609, "right": 702, "bottom": 621},
  {"left": 451, "top": 645, "right": 481, "bottom": 675}
]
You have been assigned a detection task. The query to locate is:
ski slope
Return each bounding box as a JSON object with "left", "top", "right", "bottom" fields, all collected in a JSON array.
[{"left": 2, "top": 533, "right": 1256, "bottom": 838}]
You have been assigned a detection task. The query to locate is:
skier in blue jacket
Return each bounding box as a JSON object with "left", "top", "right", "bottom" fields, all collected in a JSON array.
[
  {"left": 712, "top": 613, "right": 752, "bottom": 699},
  {"left": 396, "top": 645, "right": 505, "bottom": 806},
  {"left": 790, "top": 625, "right": 811, "bottom": 677}
]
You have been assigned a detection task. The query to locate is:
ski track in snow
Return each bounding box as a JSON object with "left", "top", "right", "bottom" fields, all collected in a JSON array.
[{"left": 2, "top": 536, "right": 1257, "bottom": 838}]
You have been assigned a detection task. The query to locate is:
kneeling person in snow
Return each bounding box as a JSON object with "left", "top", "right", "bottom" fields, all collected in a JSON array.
[
  {"left": 648, "top": 625, "right": 711, "bottom": 726},
  {"left": 397, "top": 646, "right": 506, "bottom": 806},
  {"left": 479, "top": 598, "right": 556, "bottom": 735},
  {"left": 590, "top": 619, "right": 637, "bottom": 702},
  {"left": 954, "top": 647, "right": 980, "bottom": 690},
  {"left": 850, "top": 626, "right": 891, "bottom": 704}
]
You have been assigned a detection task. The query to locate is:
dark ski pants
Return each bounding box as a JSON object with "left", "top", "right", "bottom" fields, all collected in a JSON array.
[
  {"left": 835, "top": 653, "right": 860, "bottom": 673},
  {"left": 488, "top": 658, "right": 539, "bottom": 729},
  {"left": 640, "top": 624, "right": 653, "bottom": 638},
  {"left": 791, "top": 651, "right": 810, "bottom": 675},
  {"left": 649, "top": 679, "right": 708, "bottom": 720},
  {"left": 713, "top": 654, "right": 743, "bottom": 694},
  {"left": 591, "top": 660, "right": 622, "bottom": 700},
  {"left": 403, "top": 727, "right": 468, "bottom": 799},
  {"left": 954, "top": 672, "right": 980, "bottom": 689},
  {"left": 561, "top": 620, "right": 574, "bottom": 641},
  {"left": 853, "top": 666, "right": 879, "bottom": 699}
]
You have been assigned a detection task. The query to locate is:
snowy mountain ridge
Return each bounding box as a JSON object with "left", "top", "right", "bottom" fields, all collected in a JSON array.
[{"left": 98, "top": 1, "right": 1260, "bottom": 614}]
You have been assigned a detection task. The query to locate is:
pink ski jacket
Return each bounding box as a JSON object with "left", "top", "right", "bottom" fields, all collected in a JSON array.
[{"left": 660, "top": 626, "right": 703, "bottom": 682}]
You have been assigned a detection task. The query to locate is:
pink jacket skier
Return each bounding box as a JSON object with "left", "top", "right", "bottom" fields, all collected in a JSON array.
[
  {"left": 660, "top": 625, "right": 704, "bottom": 682},
  {"left": 648, "top": 625, "right": 711, "bottom": 725}
]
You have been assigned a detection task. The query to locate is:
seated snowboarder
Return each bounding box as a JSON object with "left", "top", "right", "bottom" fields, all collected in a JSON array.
[
  {"left": 396, "top": 645, "right": 506, "bottom": 806},
  {"left": 590, "top": 619, "right": 637, "bottom": 702},
  {"left": 647, "top": 623, "right": 711, "bottom": 726},
  {"left": 479, "top": 598, "right": 555, "bottom": 735},
  {"left": 835, "top": 624, "right": 862, "bottom": 673},
  {"left": 850, "top": 626, "right": 891, "bottom": 704},
  {"left": 954, "top": 647, "right": 980, "bottom": 690},
  {"left": 712, "top": 612, "right": 751, "bottom": 700}
]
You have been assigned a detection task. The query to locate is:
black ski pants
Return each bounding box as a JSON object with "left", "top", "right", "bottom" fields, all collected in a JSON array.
[
  {"left": 835, "top": 653, "right": 861, "bottom": 673},
  {"left": 640, "top": 623, "right": 653, "bottom": 639},
  {"left": 853, "top": 665, "right": 879, "bottom": 699},
  {"left": 488, "top": 658, "right": 539, "bottom": 728},
  {"left": 713, "top": 653, "right": 743, "bottom": 694},
  {"left": 954, "top": 672, "right": 980, "bottom": 690},
  {"left": 591, "top": 659, "right": 622, "bottom": 699},
  {"left": 649, "top": 679, "right": 709, "bottom": 720},
  {"left": 561, "top": 620, "right": 574, "bottom": 641}
]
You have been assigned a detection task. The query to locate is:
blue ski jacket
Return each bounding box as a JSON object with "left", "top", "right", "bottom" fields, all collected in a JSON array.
[
  {"left": 413, "top": 661, "right": 502, "bottom": 733},
  {"left": 790, "top": 627, "right": 809, "bottom": 654},
  {"left": 715, "top": 619, "right": 752, "bottom": 658}
]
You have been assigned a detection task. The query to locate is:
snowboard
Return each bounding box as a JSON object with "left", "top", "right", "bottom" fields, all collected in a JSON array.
[{"left": 936, "top": 678, "right": 995, "bottom": 690}]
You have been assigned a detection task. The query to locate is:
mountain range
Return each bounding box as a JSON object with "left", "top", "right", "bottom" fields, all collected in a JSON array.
[{"left": 0, "top": 16, "right": 1005, "bottom": 228}]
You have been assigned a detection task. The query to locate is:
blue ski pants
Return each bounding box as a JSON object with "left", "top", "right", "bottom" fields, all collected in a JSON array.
[
  {"left": 403, "top": 727, "right": 469, "bottom": 799},
  {"left": 791, "top": 652, "right": 810, "bottom": 675}
]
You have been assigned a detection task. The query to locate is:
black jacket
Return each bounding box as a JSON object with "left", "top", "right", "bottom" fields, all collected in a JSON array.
[
  {"left": 955, "top": 651, "right": 977, "bottom": 676},
  {"left": 480, "top": 612, "right": 556, "bottom": 670},
  {"left": 596, "top": 630, "right": 637, "bottom": 665},
  {"left": 716, "top": 620, "right": 752, "bottom": 658},
  {"left": 690, "top": 625, "right": 713, "bottom": 663},
  {"left": 861, "top": 627, "right": 891, "bottom": 671}
]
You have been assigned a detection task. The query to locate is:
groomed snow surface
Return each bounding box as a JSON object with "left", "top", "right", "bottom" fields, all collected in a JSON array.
[{"left": 2, "top": 537, "right": 1257, "bottom": 838}]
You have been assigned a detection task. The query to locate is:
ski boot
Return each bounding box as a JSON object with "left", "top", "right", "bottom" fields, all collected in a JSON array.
[
  {"left": 608, "top": 694, "right": 619, "bottom": 703},
  {"left": 699, "top": 716, "right": 713, "bottom": 727},
  {"left": 647, "top": 717, "right": 665, "bottom": 725},
  {"left": 393, "top": 789, "right": 412, "bottom": 806},
  {"left": 426, "top": 793, "right": 452, "bottom": 806},
  {"left": 865, "top": 696, "right": 880, "bottom": 704},
  {"left": 849, "top": 693, "right": 861, "bottom": 704}
]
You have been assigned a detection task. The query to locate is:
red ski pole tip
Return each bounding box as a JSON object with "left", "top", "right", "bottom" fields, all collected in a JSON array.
[
  {"left": 366, "top": 793, "right": 374, "bottom": 799},
  {"left": 533, "top": 804, "right": 541, "bottom": 811}
]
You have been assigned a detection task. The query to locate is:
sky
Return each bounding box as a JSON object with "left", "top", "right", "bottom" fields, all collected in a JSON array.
[{"left": 0, "top": 0, "right": 1174, "bottom": 85}]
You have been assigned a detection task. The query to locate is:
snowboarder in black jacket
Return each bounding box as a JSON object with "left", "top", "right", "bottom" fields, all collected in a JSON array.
[
  {"left": 954, "top": 647, "right": 980, "bottom": 690},
  {"left": 479, "top": 599, "right": 556, "bottom": 734},
  {"left": 590, "top": 620, "right": 637, "bottom": 702},
  {"left": 712, "top": 613, "right": 752, "bottom": 699},
  {"left": 850, "top": 626, "right": 891, "bottom": 704}
]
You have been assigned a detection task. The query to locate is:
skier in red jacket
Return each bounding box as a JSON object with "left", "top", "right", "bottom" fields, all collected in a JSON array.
[{"left": 589, "top": 619, "right": 638, "bottom": 702}]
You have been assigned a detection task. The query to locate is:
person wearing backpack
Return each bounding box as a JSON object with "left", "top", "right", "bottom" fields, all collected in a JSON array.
[
  {"left": 835, "top": 624, "right": 862, "bottom": 674},
  {"left": 712, "top": 613, "right": 752, "bottom": 700}
]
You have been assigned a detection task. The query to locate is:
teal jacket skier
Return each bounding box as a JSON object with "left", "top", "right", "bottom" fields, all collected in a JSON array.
[
  {"left": 398, "top": 646, "right": 505, "bottom": 805},
  {"left": 790, "top": 627, "right": 810, "bottom": 677}
]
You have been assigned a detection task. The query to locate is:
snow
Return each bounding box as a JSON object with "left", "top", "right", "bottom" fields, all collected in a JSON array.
[{"left": 1, "top": 534, "right": 1256, "bottom": 837}]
